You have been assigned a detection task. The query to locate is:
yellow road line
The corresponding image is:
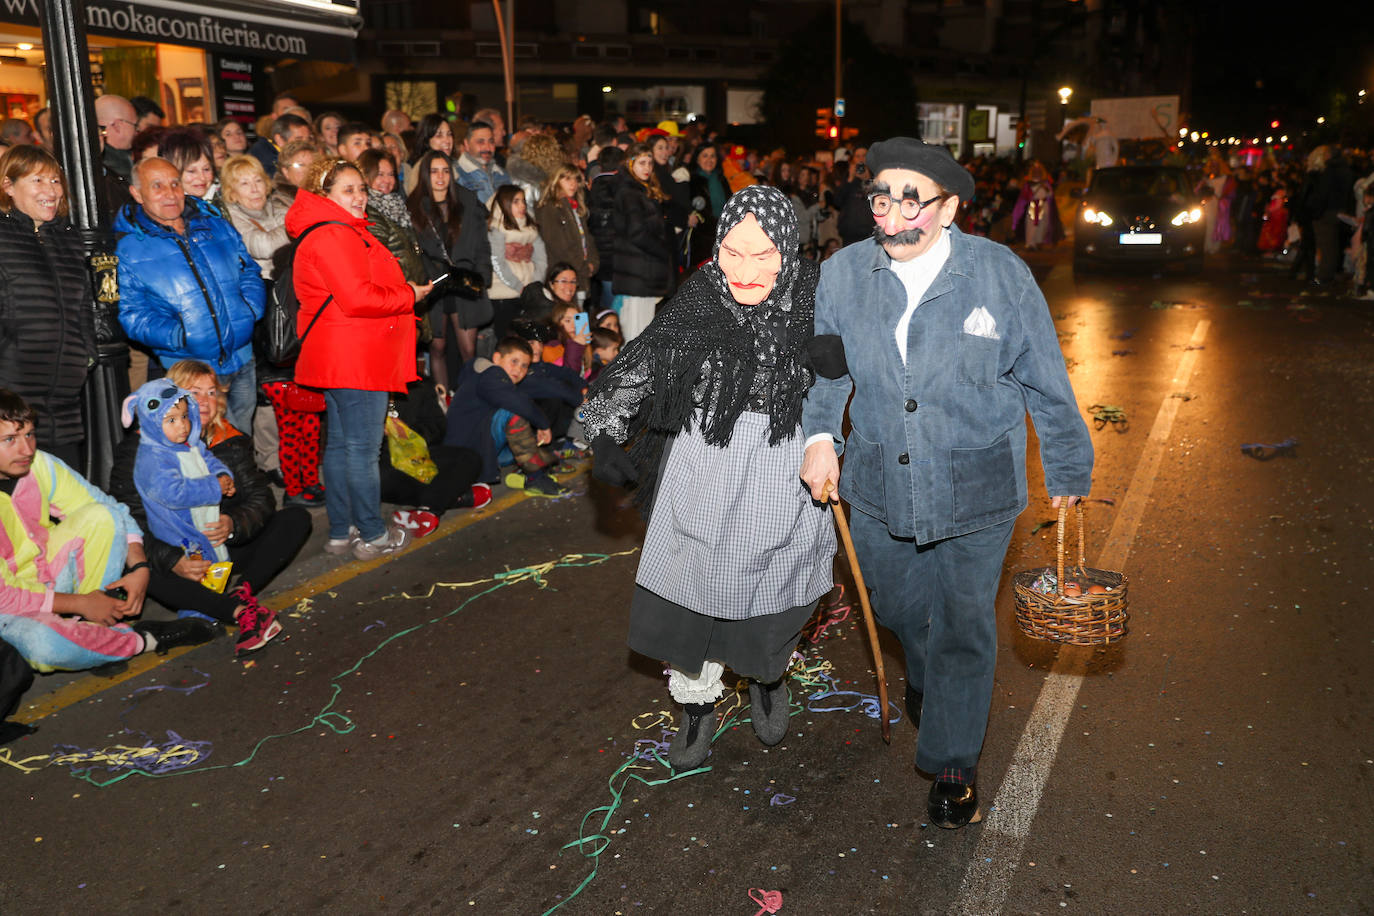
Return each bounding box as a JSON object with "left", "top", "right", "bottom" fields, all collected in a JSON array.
[{"left": 15, "top": 471, "right": 582, "bottom": 725}]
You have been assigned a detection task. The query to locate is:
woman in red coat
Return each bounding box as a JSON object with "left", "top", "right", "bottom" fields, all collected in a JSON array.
[{"left": 286, "top": 157, "right": 432, "bottom": 561}]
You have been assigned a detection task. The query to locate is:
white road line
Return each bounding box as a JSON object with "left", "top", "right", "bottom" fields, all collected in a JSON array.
[{"left": 950, "top": 318, "right": 1211, "bottom": 915}]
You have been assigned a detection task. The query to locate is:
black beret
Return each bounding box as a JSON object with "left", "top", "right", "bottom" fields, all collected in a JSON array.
[{"left": 866, "top": 137, "right": 975, "bottom": 201}]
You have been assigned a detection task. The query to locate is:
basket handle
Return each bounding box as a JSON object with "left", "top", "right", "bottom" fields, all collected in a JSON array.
[{"left": 1055, "top": 501, "right": 1087, "bottom": 596}]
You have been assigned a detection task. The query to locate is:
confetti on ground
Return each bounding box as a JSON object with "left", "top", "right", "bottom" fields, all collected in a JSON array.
[
  {"left": 1030, "top": 519, "right": 1057, "bottom": 535},
  {"left": 19, "top": 551, "right": 639, "bottom": 789},
  {"left": 1088, "top": 404, "right": 1128, "bottom": 431},
  {"left": 545, "top": 601, "right": 891, "bottom": 914},
  {"left": 748, "top": 888, "right": 784, "bottom": 914},
  {"left": 1240, "top": 437, "right": 1299, "bottom": 461}
]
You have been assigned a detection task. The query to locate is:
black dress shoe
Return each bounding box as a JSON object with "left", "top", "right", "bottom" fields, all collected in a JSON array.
[
  {"left": 131, "top": 618, "right": 219, "bottom": 654},
  {"left": 928, "top": 780, "right": 982, "bottom": 829},
  {"left": 905, "top": 684, "right": 922, "bottom": 730}
]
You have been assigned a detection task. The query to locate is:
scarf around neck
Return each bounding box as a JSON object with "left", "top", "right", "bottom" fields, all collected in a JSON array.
[
  {"left": 369, "top": 188, "right": 413, "bottom": 228},
  {"left": 589, "top": 184, "right": 818, "bottom": 509}
]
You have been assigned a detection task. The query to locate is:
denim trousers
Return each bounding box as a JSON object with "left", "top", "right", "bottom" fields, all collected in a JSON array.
[
  {"left": 849, "top": 509, "right": 1016, "bottom": 773},
  {"left": 222, "top": 363, "right": 258, "bottom": 435},
  {"left": 322, "top": 388, "right": 388, "bottom": 542}
]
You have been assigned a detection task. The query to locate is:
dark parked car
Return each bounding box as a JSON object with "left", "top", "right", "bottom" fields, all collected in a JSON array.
[{"left": 1074, "top": 166, "right": 1205, "bottom": 274}]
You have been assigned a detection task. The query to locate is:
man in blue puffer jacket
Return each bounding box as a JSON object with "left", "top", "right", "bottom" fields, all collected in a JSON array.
[{"left": 116, "top": 157, "right": 265, "bottom": 432}]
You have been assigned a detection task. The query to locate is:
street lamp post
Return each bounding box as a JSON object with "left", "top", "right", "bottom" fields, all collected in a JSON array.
[{"left": 1057, "top": 86, "right": 1073, "bottom": 173}]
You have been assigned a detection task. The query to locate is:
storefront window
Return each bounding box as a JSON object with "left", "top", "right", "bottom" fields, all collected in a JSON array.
[{"left": 918, "top": 102, "right": 965, "bottom": 158}]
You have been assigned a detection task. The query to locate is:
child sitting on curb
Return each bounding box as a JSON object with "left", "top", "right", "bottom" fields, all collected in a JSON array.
[
  {"left": 509, "top": 318, "right": 584, "bottom": 450},
  {"left": 442, "top": 337, "right": 568, "bottom": 497}
]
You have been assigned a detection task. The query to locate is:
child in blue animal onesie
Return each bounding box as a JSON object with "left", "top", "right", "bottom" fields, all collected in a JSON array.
[{"left": 124, "top": 380, "right": 235, "bottom": 570}]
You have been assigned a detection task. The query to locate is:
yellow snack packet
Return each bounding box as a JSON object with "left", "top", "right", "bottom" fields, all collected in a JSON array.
[{"left": 200, "top": 561, "right": 233, "bottom": 594}]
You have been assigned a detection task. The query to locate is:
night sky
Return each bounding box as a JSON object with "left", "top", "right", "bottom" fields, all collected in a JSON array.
[{"left": 1189, "top": 1, "right": 1374, "bottom": 137}]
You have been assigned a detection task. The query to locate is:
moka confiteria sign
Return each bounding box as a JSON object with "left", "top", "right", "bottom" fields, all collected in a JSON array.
[{"left": 3, "top": 0, "right": 361, "bottom": 61}]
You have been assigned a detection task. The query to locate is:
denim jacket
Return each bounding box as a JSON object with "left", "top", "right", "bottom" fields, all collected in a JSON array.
[
  {"left": 455, "top": 152, "right": 511, "bottom": 206},
  {"left": 801, "top": 225, "right": 1092, "bottom": 543}
]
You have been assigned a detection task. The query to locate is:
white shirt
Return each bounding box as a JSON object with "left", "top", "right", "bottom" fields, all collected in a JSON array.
[
  {"left": 805, "top": 227, "right": 952, "bottom": 451},
  {"left": 890, "top": 227, "right": 951, "bottom": 365}
]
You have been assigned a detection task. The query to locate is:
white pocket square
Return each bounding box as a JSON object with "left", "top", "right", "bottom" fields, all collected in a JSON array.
[{"left": 963, "top": 306, "right": 999, "bottom": 340}]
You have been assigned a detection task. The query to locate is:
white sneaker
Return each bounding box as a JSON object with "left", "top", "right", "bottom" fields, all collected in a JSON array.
[
  {"left": 323, "top": 526, "right": 360, "bottom": 556},
  {"left": 351, "top": 525, "right": 411, "bottom": 560}
]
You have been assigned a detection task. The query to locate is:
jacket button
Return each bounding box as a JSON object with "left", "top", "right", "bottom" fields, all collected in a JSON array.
[
  {"left": 904, "top": 399, "right": 917, "bottom": 412},
  {"left": 898, "top": 452, "right": 910, "bottom": 465}
]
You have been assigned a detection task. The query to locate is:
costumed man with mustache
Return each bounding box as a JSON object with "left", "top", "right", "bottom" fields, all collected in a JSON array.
[{"left": 799, "top": 139, "right": 1093, "bottom": 828}]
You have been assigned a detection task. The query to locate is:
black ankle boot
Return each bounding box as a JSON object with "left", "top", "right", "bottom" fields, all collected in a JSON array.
[
  {"left": 748, "top": 679, "right": 790, "bottom": 746},
  {"left": 667, "top": 702, "right": 716, "bottom": 770}
]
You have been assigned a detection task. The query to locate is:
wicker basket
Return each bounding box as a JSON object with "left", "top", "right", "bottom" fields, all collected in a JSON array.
[{"left": 1013, "top": 502, "right": 1128, "bottom": 645}]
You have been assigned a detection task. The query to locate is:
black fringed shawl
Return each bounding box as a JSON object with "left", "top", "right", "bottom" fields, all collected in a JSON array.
[{"left": 583, "top": 185, "right": 819, "bottom": 510}]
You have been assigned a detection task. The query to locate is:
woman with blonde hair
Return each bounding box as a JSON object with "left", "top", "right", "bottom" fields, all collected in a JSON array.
[
  {"left": 222, "top": 152, "right": 316, "bottom": 506},
  {"left": 221, "top": 154, "right": 289, "bottom": 281},
  {"left": 535, "top": 162, "right": 599, "bottom": 300}
]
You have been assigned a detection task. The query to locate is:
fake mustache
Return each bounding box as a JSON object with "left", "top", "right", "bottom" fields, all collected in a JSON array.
[{"left": 874, "top": 224, "right": 926, "bottom": 246}]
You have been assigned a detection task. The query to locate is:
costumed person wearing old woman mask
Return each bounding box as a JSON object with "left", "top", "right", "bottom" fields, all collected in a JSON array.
[{"left": 583, "top": 186, "right": 835, "bottom": 771}]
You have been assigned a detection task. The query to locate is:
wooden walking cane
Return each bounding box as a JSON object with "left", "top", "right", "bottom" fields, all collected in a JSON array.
[{"left": 821, "top": 481, "right": 891, "bottom": 744}]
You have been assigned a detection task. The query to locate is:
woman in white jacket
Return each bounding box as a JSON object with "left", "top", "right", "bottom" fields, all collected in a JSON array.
[{"left": 487, "top": 184, "right": 547, "bottom": 339}]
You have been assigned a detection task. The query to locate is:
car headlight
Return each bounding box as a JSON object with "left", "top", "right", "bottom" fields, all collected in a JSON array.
[
  {"left": 1170, "top": 207, "right": 1203, "bottom": 226},
  {"left": 1082, "top": 207, "right": 1113, "bottom": 227}
]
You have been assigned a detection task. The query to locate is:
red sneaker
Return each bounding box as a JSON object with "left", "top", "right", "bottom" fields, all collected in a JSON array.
[
  {"left": 232, "top": 583, "right": 283, "bottom": 657},
  {"left": 392, "top": 508, "right": 440, "bottom": 537},
  {"left": 470, "top": 483, "right": 492, "bottom": 509}
]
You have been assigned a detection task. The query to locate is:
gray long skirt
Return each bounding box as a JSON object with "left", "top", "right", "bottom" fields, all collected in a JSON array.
[
  {"left": 629, "top": 585, "right": 818, "bottom": 683},
  {"left": 634, "top": 412, "right": 835, "bottom": 619}
]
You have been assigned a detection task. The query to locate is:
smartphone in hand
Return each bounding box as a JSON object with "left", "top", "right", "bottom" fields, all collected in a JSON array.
[{"left": 574, "top": 311, "right": 590, "bottom": 337}]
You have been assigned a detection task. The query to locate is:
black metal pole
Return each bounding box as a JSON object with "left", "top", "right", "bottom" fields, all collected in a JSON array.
[
  {"left": 41, "top": 0, "right": 130, "bottom": 488},
  {"left": 42, "top": 0, "right": 106, "bottom": 228}
]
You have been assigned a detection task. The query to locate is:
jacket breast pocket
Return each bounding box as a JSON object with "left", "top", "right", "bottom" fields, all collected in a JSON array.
[
  {"left": 956, "top": 331, "right": 1000, "bottom": 390},
  {"left": 950, "top": 433, "right": 1019, "bottom": 523},
  {"left": 840, "top": 427, "right": 886, "bottom": 520}
]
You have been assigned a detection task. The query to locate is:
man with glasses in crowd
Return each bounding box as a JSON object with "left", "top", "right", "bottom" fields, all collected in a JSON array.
[
  {"left": 799, "top": 137, "right": 1093, "bottom": 831},
  {"left": 95, "top": 94, "right": 138, "bottom": 181}
]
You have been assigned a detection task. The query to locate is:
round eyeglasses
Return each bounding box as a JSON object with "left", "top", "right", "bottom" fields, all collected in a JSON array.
[{"left": 868, "top": 192, "right": 945, "bottom": 220}]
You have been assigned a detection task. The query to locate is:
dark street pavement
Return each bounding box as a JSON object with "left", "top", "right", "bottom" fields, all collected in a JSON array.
[{"left": 3, "top": 248, "right": 1372, "bottom": 915}]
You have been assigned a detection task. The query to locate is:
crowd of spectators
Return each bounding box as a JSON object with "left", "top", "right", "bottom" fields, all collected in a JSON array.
[{"left": 3, "top": 88, "right": 1373, "bottom": 745}]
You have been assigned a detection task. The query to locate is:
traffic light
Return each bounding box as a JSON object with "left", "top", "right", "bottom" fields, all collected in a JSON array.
[
  {"left": 828, "top": 119, "right": 839, "bottom": 140},
  {"left": 814, "top": 107, "right": 832, "bottom": 138},
  {"left": 1015, "top": 119, "right": 1028, "bottom": 149}
]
